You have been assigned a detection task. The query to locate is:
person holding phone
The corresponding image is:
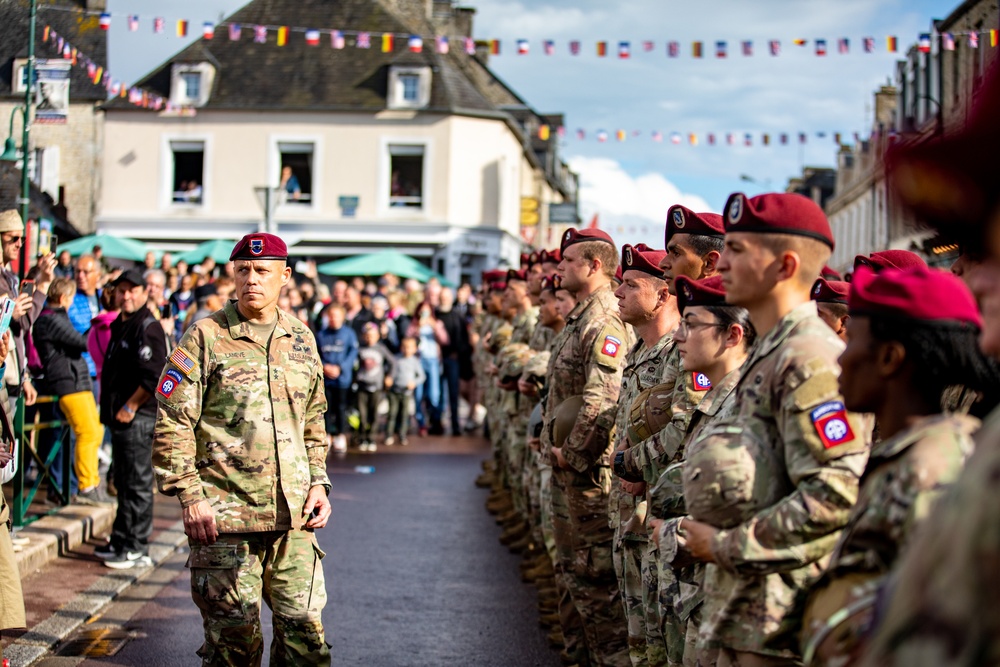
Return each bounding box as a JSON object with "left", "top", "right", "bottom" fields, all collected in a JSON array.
[
  {"left": 0, "top": 329, "right": 25, "bottom": 663},
  {"left": 406, "top": 301, "right": 449, "bottom": 436}
]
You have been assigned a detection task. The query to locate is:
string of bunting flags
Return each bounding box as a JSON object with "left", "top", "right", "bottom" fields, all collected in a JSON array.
[
  {"left": 44, "top": 5, "right": 1000, "bottom": 57},
  {"left": 537, "top": 127, "right": 878, "bottom": 146}
]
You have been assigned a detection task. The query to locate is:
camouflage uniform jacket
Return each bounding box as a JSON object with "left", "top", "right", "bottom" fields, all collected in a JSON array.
[
  {"left": 528, "top": 316, "right": 554, "bottom": 353},
  {"left": 542, "top": 284, "right": 633, "bottom": 473},
  {"left": 610, "top": 334, "right": 674, "bottom": 544},
  {"left": 858, "top": 406, "right": 1000, "bottom": 667},
  {"left": 152, "top": 301, "right": 330, "bottom": 533},
  {"left": 511, "top": 306, "right": 539, "bottom": 347},
  {"left": 697, "top": 301, "right": 869, "bottom": 657}
]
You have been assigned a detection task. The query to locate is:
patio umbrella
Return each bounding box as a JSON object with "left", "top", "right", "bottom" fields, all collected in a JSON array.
[
  {"left": 57, "top": 233, "right": 150, "bottom": 262},
  {"left": 317, "top": 250, "right": 453, "bottom": 286},
  {"left": 175, "top": 239, "right": 237, "bottom": 265}
]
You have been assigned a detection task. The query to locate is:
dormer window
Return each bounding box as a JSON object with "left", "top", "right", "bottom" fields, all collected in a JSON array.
[
  {"left": 170, "top": 63, "right": 216, "bottom": 108},
  {"left": 388, "top": 66, "right": 431, "bottom": 109}
]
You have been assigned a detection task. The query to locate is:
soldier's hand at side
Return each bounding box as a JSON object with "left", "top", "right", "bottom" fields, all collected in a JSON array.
[
  {"left": 551, "top": 446, "right": 568, "bottom": 469},
  {"left": 679, "top": 518, "right": 717, "bottom": 563},
  {"left": 303, "top": 485, "right": 331, "bottom": 529},
  {"left": 621, "top": 480, "right": 646, "bottom": 497},
  {"left": 183, "top": 500, "right": 218, "bottom": 545},
  {"left": 528, "top": 436, "right": 540, "bottom": 452},
  {"left": 323, "top": 364, "right": 340, "bottom": 379},
  {"left": 648, "top": 518, "right": 664, "bottom": 547}
]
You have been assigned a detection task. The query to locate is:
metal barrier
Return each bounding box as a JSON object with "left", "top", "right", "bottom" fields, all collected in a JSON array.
[{"left": 10, "top": 395, "right": 71, "bottom": 528}]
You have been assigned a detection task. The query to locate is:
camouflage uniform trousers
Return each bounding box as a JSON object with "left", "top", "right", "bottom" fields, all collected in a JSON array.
[
  {"left": 640, "top": 541, "right": 670, "bottom": 666},
  {"left": 504, "top": 403, "right": 529, "bottom": 517},
  {"left": 614, "top": 536, "right": 653, "bottom": 666},
  {"left": 538, "top": 460, "right": 558, "bottom": 563},
  {"left": 188, "top": 530, "right": 330, "bottom": 667},
  {"left": 523, "top": 446, "right": 545, "bottom": 545},
  {"left": 553, "top": 467, "right": 631, "bottom": 667},
  {"left": 549, "top": 469, "right": 590, "bottom": 665},
  {"left": 655, "top": 558, "right": 688, "bottom": 667}
]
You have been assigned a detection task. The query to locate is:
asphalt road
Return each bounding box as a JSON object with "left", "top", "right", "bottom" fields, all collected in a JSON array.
[{"left": 57, "top": 448, "right": 560, "bottom": 667}]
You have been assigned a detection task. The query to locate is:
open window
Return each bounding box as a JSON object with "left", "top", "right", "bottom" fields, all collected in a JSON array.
[
  {"left": 170, "top": 141, "right": 204, "bottom": 205},
  {"left": 278, "top": 142, "right": 314, "bottom": 205},
  {"left": 389, "top": 144, "right": 424, "bottom": 209}
]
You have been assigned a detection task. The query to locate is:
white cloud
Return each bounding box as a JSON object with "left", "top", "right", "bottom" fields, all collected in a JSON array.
[{"left": 568, "top": 155, "right": 713, "bottom": 245}]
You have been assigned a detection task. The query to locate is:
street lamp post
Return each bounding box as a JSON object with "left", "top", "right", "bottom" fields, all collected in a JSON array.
[{"left": 19, "top": 0, "right": 36, "bottom": 244}]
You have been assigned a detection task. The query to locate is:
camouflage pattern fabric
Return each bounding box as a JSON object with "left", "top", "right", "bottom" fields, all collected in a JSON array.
[
  {"left": 857, "top": 405, "right": 1000, "bottom": 667},
  {"left": 188, "top": 530, "right": 329, "bottom": 666},
  {"left": 690, "top": 302, "right": 869, "bottom": 661},
  {"left": 800, "top": 413, "right": 977, "bottom": 666},
  {"left": 611, "top": 336, "right": 673, "bottom": 667},
  {"left": 153, "top": 301, "right": 330, "bottom": 531}
]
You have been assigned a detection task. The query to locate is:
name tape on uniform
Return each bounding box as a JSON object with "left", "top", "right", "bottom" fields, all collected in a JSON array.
[
  {"left": 158, "top": 368, "right": 184, "bottom": 398},
  {"left": 811, "top": 400, "right": 856, "bottom": 449}
]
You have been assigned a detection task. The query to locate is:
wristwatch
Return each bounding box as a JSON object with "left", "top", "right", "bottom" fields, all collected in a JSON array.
[{"left": 613, "top": 450, "right": 643, "bottom": 483}]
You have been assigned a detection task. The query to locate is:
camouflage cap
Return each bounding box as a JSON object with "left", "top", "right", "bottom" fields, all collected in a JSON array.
[{"left": 627, "top": 382, "right": 675, "bottom": 445}]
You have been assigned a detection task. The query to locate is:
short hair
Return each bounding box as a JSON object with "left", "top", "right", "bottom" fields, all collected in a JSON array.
[
  {"left": 756, "top": 233, "right": 831, "bottom": 286},
  {"left": 705, "top": 304, "right": 757, "bottom": 351},
  {"left": 576, "top": 240, "right": 619, "bottom": 279},
  {"left": 47, "top": 277, "right": 76, "bottom": 302},
  {"left": 144, "top": 268, "right": 166, "bottom": 284},
  {"left": 817, "top": 302, "right": 849, "bottom": 322},
  {"left": 687, "top": 234, "right": 725, "bottom": 257},
  {"left": 324, "top": 302, "right": 345, "bottom": 315},
  {"left": 400, "top": 335, "right": 418, "bottom": 346}
]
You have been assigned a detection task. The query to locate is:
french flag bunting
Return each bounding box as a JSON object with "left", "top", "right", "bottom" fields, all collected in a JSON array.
[
  {"left": 517, "top": 39, "right": 529, "bottom": 55},
  {"left": 99, "top": 13, "right": 111, "bottom": 30},
  {"left": 203, "top": 22, "right": 215, "bottom": 40},
  {"left": 716, "top": 41, "right": 727, "bottom": 58},
  {"left": 408, "top": 35, "right": 423, "bottom": 52},
  {"left": 816, "top": 39, "right": 827, "bottom": 56},
  {"left": 618, "top": 41, "right": 630, "bottom": 58},
  {"left": 306, "top": 30, "right": 321, "bottom": 46},
  {"left": 918, "top": 33, "right": 931, "bottom": 53}
]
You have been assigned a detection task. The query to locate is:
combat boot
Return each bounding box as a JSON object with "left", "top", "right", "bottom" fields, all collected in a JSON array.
[
  {"left": 486, "top": 493, "right": 513, "bottom": 515},
  {"left": 474, "top": 471, "right": 494, "bottom": 488},
  {"left": 538, "top": 611, "right": 561, "bottom": 628},
  {"left": 547, "top": 628, "right": 565, "bottom": 648},
  {"left": 507, "top": 533, "right": 533, "bottom": 554},
  {"left": 496, "top": 507, "right": 521, "bottom": 525},
  {"left": 481, "top": 459, "right": 495, "bottom": 472},
  {"left": 524, "top": 557, "right": 556, "bottom": 582},
  {"left": 499, "top": 521, "right": 529, "bottom": 546}
]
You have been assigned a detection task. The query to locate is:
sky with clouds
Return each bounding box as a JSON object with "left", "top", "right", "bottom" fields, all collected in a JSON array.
[{"left": 104, "top": 0, "right": 960, "bottom": 245}]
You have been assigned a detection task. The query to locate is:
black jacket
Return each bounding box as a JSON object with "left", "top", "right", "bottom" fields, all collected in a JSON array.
[
  {"left": 100, "top": 309, "right": 167, "bottom": 425},
  {"left": 33, "top": 307, "right": 91, "bottom": 397}
]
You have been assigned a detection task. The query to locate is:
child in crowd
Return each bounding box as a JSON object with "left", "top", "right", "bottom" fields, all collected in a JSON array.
[
  {"left": 386, "top": 336, "right": 426, "bottom": 446},
  {"left": 354, "top": 322, "right": 396, "bottom": 452},
  {"left": 317, "top": 304, "right": 358, "bottom": 454}
]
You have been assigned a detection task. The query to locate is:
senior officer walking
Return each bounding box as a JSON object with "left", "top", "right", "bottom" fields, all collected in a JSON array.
[{"left": 153, "top": 233, "right": 332, "bottom": 666}]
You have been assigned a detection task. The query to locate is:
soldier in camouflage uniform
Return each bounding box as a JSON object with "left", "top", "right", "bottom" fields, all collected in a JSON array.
[
  {"left": 543, "top": 227, "right": 634, "bottom": 666},
  {"left": 675, "top": 193, "right": 870, "bottom": 666},
  {"left": 153, "top": 234, "right": 332, "bottom": 667},
  {"left": 608, "top": 244, "right": 676, "bottom": 667},
  {"left": 800, "top": 266, "right": 991, "bottom": 666}
]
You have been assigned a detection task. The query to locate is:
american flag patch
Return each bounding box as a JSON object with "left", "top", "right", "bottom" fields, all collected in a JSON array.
[{"left": 169, "top": 348, "right": 197, "bottom": 377}]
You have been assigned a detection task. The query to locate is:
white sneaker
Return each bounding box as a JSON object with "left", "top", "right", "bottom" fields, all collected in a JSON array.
[
  {"left": 332, "top": 435, "right": 348, "bottom": 453},
  {"left": 384, "top": 436, "right": 396, "bottom": 447}
]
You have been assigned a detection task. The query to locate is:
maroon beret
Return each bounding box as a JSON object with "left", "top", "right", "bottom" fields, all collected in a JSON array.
[
  {"left": 854, "top": 250, "right": 927, "bottom": 272},
  {"left": 540, "top": 274, "right": 562, "bottom": 292},
  {"left": 507, "top": 268, "right": 528, "bottom": 282},
  {"left": 482, "top": 269, "right": 506, "bottom": 283},
  {"left": 540, "top": 248, "right": 562, "bottom": 264},
  {"left": 489, "top": 281, "right": 508, "bottom": 292},
  {"left": 849, "top": 266, "right": 982, "bottom": 328},
  {"left": 665, "top": 205, "right": 725, "bottom": 244},
  {"left": 821, "top": 265, "right": 842, "bottom": 281},
  {"left": 528, "top": 251, "right": 541, "bottom": 266},
  {"left": 560, "top": 227, "right": 616, "bottom": 252},
  {"left": 723, "top": 192, "right": 835, "bottom": 249},
  {"left": 675, "top": 275, "right": 727, "bottom": 313},
  {"left": 230, "top": 233, "right": 288, "bottom": 261},
  {"left": 520, "top": 252, "right": 531, "bottom": 267},
  {"left": 811, "top": 278, "right": 850, "bottom": 305},
  {"left": 621, "top": 243, "right": 667, "bottom": 277}
]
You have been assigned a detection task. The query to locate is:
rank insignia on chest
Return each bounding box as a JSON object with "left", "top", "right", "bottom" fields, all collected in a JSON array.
[
  {"left": 811, "top": 401, "right": 856, "bottom": 449},
  {"left": 158, "top": 368, "right": 183, "bottom": 398},
  {"left": 169, "top": 347, "right": 197, "bottom": 377},
  {"left": 692, "top": 372, "right": 712, "bottom": 391},
  {"left": 601, "top": 335, "right": 622, "bottom": 358}
]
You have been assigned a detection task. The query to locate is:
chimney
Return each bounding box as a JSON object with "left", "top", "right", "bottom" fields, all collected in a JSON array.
[
  {"left": 453, "top": 7, "right": 475, "bottom": 37},
  {"left": 474, "top": 39, "right": 490, "bottom": 65},
  {"left": 85, "top": 0, "right": 108, "bottom": 10}
]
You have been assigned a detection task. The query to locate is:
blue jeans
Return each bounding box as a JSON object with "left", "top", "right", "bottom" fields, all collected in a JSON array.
[
  {"left": 414, "top": 356, "right": 442, "bottom": 429},
  {"left": 441, "top": 357, "right": 461, "bottom": 433}
]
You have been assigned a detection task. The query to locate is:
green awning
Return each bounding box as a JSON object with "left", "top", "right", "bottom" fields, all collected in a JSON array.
[{"left": 316, "top": 250, "right": 452, "bottom": 286}]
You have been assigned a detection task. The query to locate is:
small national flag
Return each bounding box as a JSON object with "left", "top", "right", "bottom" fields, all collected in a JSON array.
[
  {"left": 969, "top": 31, "right": 979, "bottom": 49},
  {"left": 203, "top": 22, "right": 215, "bottom": 40},
  {"left": 707, "top": 133, "right": 716, "bottom": 145},
  {"left": 382, "top": 33, "right": 394, "bottom": 52},
  {"left": 331, "top": 30, "right": 345, "bottom": 49},
  {"left": 306, "top": 29, "right": 321, "bottom": 46},
  {"left": 154, "top": 17, "right": 164, "bottom": 34},
  {"left": 597, "top": 130, "right": 608, "bottom": 143},
  {"left": 170, "top": 348, "right": 197, "bottom": 377},
  {"left": 863, "top": 37, "right": 875, "bottom": 52},
  {"left": 570, "top": 40, "right": 581, "bottom": 55},
  {"left": 716, "top": 41, "right": 727, "bottom": 58},
  {"left": 769, "top": 40, "right": 780, "bottom": 55},
  {"left": 177, "top": 20, "right": 188, "bottom": 38},
  {"left": 489, "top": 39, "right": 499, "bottom": 55},
  {"left": 539, "top": 125, "right": 550, "bottom": 141},
  {"left": 742, "top": 40, "right": 753, "bottom": 56},
  {"left": 692, "top": 41, "right": 703, "bottom": 58},
  {"left": 834, "top": 132, "right": 842, "bottom": 144},
  {"left": 616, "top": 129, "right": 626, "bottom": 142},
  {"left": 643, "top": 40, "right": 655, "bottom": 52},
  {"left": 762, "top": 133, "right": 770, "bottom": 146},
  {"left": 652, "top": 131, "right": 663, "bottom": 142},
  {"left": 576, "top": 128, "right": 586, "bottom": 140},
  {"left": 780, "top": 133, "right": 788, "bottom": 145},
  {"left": 254, "top": 25, "right": 267, "bottom": 43},
  {"left": 436, "top": 36, "right": 449, "bottom": 54},
  {"left": 357, "top": 32, "right": 371, "bottom": 49},
  {"left": 543, "top": 40, "right": 554, "bottom": 55},
  {"left": 838, "top": 38, "right": 849, "bottom": 54},
  {"left": 887, "top": 35, "right": 898, "bottom": 52},
  {"left": 992, "top": 29, "right": 998, "bottom": 47},
  {"left": 918, "top": 33, "right": 931, "bottom": 53},
  {"left": 793, "top": 38, "right": 807, "bottom": 46},
  {"left": 517, "top": 39, "right": 529, "bottom": 55},
  {"left": 670, "top": 132, "right": 682, "bottom": 144},
  {"left": 409, "top": 35, "right": 423, "bottom": 52},
  {"left": 128, "top": 15, "right": 139, "bottom": 32},
  {"left": 816, "top": 39, "right": 827, "bottom": 56},
  {"left": 277, "top": 26, "right": 289, "bottom": 47},
  {"left": 464, "top": 37, "right": 475, "bottom": 54},
  {"left": 93, "top": 66, "right": 103, "bottom": 84},
  {"left": 689, "top": 133, "right": 698, "bottom": 146},
  {"left": 557, "top": 126, "right": 566, "bottom": 138},
  {"left": 597, "top": 41, "right": 608, "bottom": 56},
  {"left": 726, "top": 133, "right": 735, "bottom": 145},
  {"left": 799, "top": 132, "right": 807, "bottom": 144},
  {"left": 744, "top": 133, "right": 753, "bottom": 146},
  {"left": 943, "top": 32, "right": 955, "bottom": 51},
  {"left": 43, "top": 24, "right": 50, "bottom": 41},
  {"left": 99, "top": 12, "right": 111, "bottom": 30},
  {"left": 668, "top": 41, "right": 679, "bottom": 57},
  {"left": 618, "top": 41, "right": 630, "bottom": 58},
  {"left": 87, "top": 62, "right": 96, "bottom": 78},
  {"left": 229, "top": 23, "right": 242, "bottom": 41}
]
